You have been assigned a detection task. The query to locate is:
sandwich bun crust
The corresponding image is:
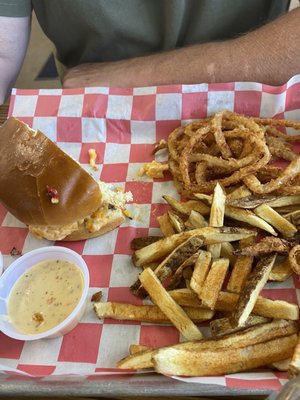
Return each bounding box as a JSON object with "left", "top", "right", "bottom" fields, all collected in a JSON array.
[{"left": 0, "top": 117, "right": 127, "bottom": 241}]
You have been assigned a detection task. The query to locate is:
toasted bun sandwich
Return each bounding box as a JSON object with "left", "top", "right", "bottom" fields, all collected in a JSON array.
[{"left": 0, "top": 117, "right": 132, "bottom": 241}]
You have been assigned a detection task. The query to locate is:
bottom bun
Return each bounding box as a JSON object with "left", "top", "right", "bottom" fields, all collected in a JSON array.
[
  {"left": 29, "top": 207, "right": 126, "bottom": 241},
  {"left": 63, "top": 210, "right": 126, "bottom": 241}
]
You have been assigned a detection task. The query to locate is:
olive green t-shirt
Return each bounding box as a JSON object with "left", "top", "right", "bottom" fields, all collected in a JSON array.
[{"left": 0, "top": 0, "right": 290, "bottom": 69}]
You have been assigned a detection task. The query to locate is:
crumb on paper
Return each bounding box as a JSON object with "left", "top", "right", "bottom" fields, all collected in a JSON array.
[
  {"left": 10, "top": 247, "right": 22, "bottom": 256},
  {"left": 88, "top": 148, "right": 98, "bottom": 170},
  {"left": 123, "top": 209, "right": 133, "bottom": 220},
  {"left": 138, "top": 161, "right": 169, "bottom": 179},
  {"left": 91, "top": 291, "right": 103, "bottom": 302}
]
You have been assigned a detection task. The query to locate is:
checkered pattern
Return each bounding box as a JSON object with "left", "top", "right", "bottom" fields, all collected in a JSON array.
[{"left": 1, "top": 74, "right": 300, "bottom": 390}]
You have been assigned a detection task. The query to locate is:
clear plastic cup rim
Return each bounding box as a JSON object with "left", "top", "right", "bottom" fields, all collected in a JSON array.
[{"left": 0, "top": 246, "right": 90, "bottom": 341}]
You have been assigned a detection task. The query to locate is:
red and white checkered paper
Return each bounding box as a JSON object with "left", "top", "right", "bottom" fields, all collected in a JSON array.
[{"left": 1, "top": 75, "right": 300, "bottom": 390}]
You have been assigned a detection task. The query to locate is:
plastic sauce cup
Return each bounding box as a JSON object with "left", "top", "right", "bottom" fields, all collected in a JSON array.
[{"left": 0, "top": 246, "right": 89, "bottom": 341}]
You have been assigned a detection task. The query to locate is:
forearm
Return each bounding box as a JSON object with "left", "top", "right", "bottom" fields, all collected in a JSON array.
[
  {"left": 0, "top": 16, "right": 31, "bottom": 104},
  {"left": 63, "top": 7, "right": 300, "bottom": 88}
]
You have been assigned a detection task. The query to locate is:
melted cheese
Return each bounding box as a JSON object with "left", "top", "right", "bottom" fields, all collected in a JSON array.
[{"left": 8, "top": 259, "right": 84, "bottom": 335}]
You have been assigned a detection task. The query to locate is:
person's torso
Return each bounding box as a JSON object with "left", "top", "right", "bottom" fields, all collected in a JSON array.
[{"left": 32, "top": 0, "right": 290, "bottom": 67}]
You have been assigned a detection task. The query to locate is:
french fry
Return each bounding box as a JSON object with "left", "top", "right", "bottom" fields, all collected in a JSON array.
[
  {"left": 131, "top": 236, "right": 161, "bottom": 251},
  {"left": 139, "top": 268, "right": 204, "bottom": 340},
  {"left": 226, "top": 185, "right": 252, "bottom": 199},
  {"left": 233, "top": 236, "right": 293, "bottom": 257},
  {"left": 268, "top": 195, "right": 300, "bottom": 208},
  {"left": 220, "top": 242, "right": 237, "bottom": 266},
  {"left": 153, "top": 334, "right": 298, "bottom": 376},
  {"left": 210, "top": 315, "right": 270, "bottom": 337},
  {"left": 190, "top": 250, "right": 212, "bottom": 297},
  {"left": 284, "top": 209, "right": 300, "bottom": 229},
  {"left": 194, "top": 193, "right": 212, "bottom": 204},
  {"left": 94, "top": 301, "right": 214, "bottom": 324},
  {"left": 163, "top": 195, "right": 210, "bottom": 216},
  {"left": 157, "top": 213, "right": 176, "bottom": 237},
  {"left": 288, "top": 333, "right": 300, "bottom": 378},
  {"left": 269, "top": 358, "right": 291, "bottom": 372},
  {"left": 185, "top": 210, "right": 208, "bottom": 229},
  {"left": 208, "top": 182, "right": 226, "bottom": 259},
  {"left": 167, "top": 210, "right": 186, "bottom": 233},
  {"left": 225, "top": 205, "right": 277, "bottom": 235},
  {"left": 168, "top": 288, "right": 300, "bottom": 320},
  {"left": 168, "top": 288, "right": 203, "bottom": 307},
  {"left": 254, "top": 204, "right": 297, "bottom": 238},
  {"left": 118, "top": 319, "right": 298, "bottom": 371},
  {"left": 231, "top": 254, "right": 276, "bottom": 327},
  {"left": 199, "top": 258, "right": 230, "bottom": 310},
  {"left": 168, "top": 252, "right": 200, "bottom": 290},
  {"left": 131, "top": 235, "right": 203, "bottom": 296},
  {"left": 132, "top": 226, "right": 256, "bottom": 267},
  {"left": 129, "top": 344, "right": 151, "bottom": 355},
  {"left": 269, "top": 257, "right": 293, "bottom": 282},
  {"left": 117, "top": 348, "right": 155, "bottom": 370},
  {"left": 226, "top": 237, "right": 254, "bottom": 294}
]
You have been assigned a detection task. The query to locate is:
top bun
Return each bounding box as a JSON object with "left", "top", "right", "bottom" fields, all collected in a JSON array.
[{"left": 0, "top": 117, "right": 102, "bottom": 226}]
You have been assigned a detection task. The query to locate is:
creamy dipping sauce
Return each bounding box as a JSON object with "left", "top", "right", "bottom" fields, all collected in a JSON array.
[{"left": 8, "top": 259, "right": 84, "bottom": 335}]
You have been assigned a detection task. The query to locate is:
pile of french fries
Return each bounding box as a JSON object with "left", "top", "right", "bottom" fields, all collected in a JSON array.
[
  {"left": 93, "top": 179, "right": 300, "bottom": 377},
  {"left": 94, "top": 184, "right": 300, "bottom": 376}
]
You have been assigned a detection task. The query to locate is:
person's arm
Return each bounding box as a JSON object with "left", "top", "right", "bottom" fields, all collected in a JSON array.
[
  {"left": 63, "top": 7, "right": 300, "bottom": 88},
  {"left": 0, "top": 16, "right": 31, "bottom": 104}
]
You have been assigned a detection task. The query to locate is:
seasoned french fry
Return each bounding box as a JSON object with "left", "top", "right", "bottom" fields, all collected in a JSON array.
[
  {"left": 117, "top": 348, "right": 155, "bottom": 370},
  {"left": 216, "top": 291, "right": 299, "bottom": 320},
  {"left": 225, "top": 205, "right": 277, "bottom": 235},
  {"left": 233, "top": 236, "right": 293, "bottom": 257},
  {"left": 254, "top": 204, "right": 297, "bottom": 238},
  {"left": 153, "top": 334, "right": 298, "bottom": 376},
  {"left": 200, "top": 258, "right": 230, "bottom": 310},
  {"left": 190, "top": 250, "right": 212, "bottom": 297},
  {"left": 94, "top": 301, "right": 214, "bottom": 324},
  {"left": 132, "top": 226, "right": 256, "bottom": 267},
  {"left": 131, "top": 236, "right": 161, "bottom": 251},
  {"left": 226, "top": 237, "right": 254, "bottom": 294},
  {"left": 231, "top": 254, "right": 276, "bottom": 327},
  {"left": 210, "top": 315, "right": 270, "bottom": 337},
  {"left": 157, "top": 213, "right": 176, "bottom": 237},
  {"left": 163, "top": 195, "right": 210, "bottom": 216},
  {"left": 129, "top": 344, "right": 152, "bottom": 355},
  {"left": 168, "top": 288, "right": 300, "bottom": 320},
  {"left": 168, "top": 252, "right": 200, "bottom": 290},
  {"left": 168, "top": 288, "right": 203, "bottom": 307},
  {"left": 208, "top": 183, "right": 226, "bottom": 259},
  {"left": 118, "top": 320, "right": 298, "bottom": 371},
  {"left": 131, "top": 235, "right": 203, "bottom": 296},
  {"left": 139, "top": 268, "right": 204, "bottom": 340}
]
